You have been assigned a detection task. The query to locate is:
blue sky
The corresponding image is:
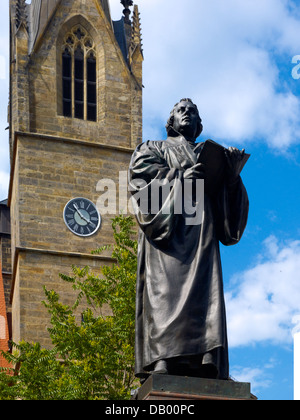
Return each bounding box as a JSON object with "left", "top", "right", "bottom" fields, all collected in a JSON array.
[{"left": 1, "top": 0, "right": 300, "bottom": 400}]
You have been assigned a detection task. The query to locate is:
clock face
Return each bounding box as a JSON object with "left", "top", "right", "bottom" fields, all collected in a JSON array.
[{"left": 63, "top": 198, "right": 101, "bottom": 237}]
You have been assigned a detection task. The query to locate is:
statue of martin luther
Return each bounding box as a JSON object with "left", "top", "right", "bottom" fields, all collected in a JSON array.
[{"left": 129, "top": 99, "right": 249, "bottom": 381}]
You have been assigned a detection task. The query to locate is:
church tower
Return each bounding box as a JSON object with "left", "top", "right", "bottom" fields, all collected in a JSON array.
[{"left": 7, "top": 0, "right": 143, "bottom": 346}]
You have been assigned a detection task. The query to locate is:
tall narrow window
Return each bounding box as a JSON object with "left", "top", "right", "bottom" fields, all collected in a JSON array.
[
  {"left": 61, "top": 25, "right": 97, "bottom": 121},
  {"left": 62, "top": 47, "right": 72, "bottom": 118},
  {"left": 74, "top": 45, "right": 84, "bottom": 119},
  {"left": 87, "top": 52, "right": 97, "bottom": 122}
]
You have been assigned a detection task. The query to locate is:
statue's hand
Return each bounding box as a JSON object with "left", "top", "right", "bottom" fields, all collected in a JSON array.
[
  {"left": 224, "top": 147, "right": 245, "bottom": 183},
  {"left": 184, "top": 163, "right": 206, "bottom": 180}
]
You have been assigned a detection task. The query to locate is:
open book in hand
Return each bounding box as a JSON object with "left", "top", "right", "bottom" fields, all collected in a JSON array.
[{"left": 197, "top": 139, "right": 250, "bottom": 196}]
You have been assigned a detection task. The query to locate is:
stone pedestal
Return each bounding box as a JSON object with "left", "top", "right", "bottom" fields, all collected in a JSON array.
[{"left": 135, "top": 374, "right": 257, "bottom": 401}]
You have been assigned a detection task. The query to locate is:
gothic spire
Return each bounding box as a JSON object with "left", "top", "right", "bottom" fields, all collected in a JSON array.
[{"left": 130, "top": 5, "right": 143, "bottom": 56}]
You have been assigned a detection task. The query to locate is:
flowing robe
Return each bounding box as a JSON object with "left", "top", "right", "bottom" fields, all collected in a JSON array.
[{"left": 129, "top": 134, "right": 249, "bottom": 379}]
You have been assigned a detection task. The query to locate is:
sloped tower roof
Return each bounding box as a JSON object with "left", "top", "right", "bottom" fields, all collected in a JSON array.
[{"left": 27, "top": 0, "right": 112, "bottom": 53}]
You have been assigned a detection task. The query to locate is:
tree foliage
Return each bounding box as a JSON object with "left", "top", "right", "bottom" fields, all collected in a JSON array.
[{"left": 0, "top": 215, "right": 138, "bottom": 400}]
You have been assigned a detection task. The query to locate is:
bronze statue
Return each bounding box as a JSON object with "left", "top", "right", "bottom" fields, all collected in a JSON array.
[{"left": 129, "top": 99, "right": 249, "bottom": 381}]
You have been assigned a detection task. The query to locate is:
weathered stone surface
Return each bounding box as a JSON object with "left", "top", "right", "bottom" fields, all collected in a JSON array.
[
  {"left": 8, "top": 0, "right": 143, "bottom": 346},
  {"left": 135, "top": 375, "right": 257, "bottom": 401}
]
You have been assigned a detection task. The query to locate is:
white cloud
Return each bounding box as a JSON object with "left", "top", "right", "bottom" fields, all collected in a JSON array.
[
  {"left": 0, "top": 127, "right": 10, "bottom": 201},
  {"left": 1, "top": 0, "right": 300, "bottom": 181},
  {"left": 226, "top": 235, "right": 300, "bottom": 348},
  {"left": 111, "top": 0, "right": 300, "bottom": 150},
  {"left": 0, "top": 170, "right": 9, "bottom": 201},
  {"left": 231, "top": 366, "right": 273, "bottom": 394},
  {"left": 0, "top": 55, "right": 5, "bottom": 80}
]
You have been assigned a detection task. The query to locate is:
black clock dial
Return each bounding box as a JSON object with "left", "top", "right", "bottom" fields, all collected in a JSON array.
[{"left": 63, "top": 198, "right": 101, "bottom": 237}]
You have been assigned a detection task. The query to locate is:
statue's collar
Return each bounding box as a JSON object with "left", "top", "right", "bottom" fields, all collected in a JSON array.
[{"left": 166, "top": 128, "right": 202, "bottom": 151}]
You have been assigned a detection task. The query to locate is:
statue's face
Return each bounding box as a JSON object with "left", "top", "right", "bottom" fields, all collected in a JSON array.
[{"left": 172, "top": 101, "right": 202, "bottom": 139}]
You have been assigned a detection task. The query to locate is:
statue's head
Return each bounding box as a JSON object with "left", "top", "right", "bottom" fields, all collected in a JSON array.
[{"left": 166, "top": 98, "right": 203, "bottom": 140}]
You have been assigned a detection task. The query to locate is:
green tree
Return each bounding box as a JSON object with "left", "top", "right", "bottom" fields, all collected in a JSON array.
[{"left": 0, "top": 215, "right": 138, "bottom": 400}]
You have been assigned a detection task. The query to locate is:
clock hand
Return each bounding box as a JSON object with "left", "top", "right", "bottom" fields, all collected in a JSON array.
[
  {"left": 73, "top": 203, "right": 98, "bottom": 228},
  {"left": 81, "top": 214, "right": 90, "bottom": 224},
  {"left": 73, "top": 203, "right": 90, "bottom": 224}
]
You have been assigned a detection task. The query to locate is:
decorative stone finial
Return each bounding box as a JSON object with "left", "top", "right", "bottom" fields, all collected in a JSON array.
[
  {"left": 130, "top": 5, "right": 143, "bottom": 57},
  {"left": 16, "top": 0, "right": 28, "bottom": 30},
  {"left": 120, "top": 0, "right": 133, "bottom": 25}
]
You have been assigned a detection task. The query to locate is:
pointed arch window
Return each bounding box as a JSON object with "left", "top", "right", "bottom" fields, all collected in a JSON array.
[{"left": 61, "top": 26, "right": 97, "bottom": 121}]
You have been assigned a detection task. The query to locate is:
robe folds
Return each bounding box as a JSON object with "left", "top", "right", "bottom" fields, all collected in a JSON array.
[{"left": 128, "top": 134, "right": 249, "bottom": 379}]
